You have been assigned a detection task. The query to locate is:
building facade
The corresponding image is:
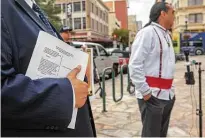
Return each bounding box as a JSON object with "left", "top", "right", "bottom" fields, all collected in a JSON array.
[
  {"left": 128, "top": 15, "right": 137, "bottom": 32},
  {"left": 136, "top": 21, "right": 143, "bottom": 31},
  {"left": 108, "top": 12, "right": 121, "bottom": 36},
  {"left": 56, "top": 0, "right": 109, "bottom": 40},
  {"left": 172, "top": 0, "right": 205, "bottom": 33},
  {"left": 103, "top": 0, "right": 128, "bottom": 29},
  {"left": 155, "top": 0, "right": 205, "bottom": 33},
  {"left": 128, "top": 15, "right": 137, "bottom": 45}
]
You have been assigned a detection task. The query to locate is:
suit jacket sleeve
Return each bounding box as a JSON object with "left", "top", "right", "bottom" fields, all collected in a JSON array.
[{"left": 1, "top": 16, "right": 74, "bottom": 130}]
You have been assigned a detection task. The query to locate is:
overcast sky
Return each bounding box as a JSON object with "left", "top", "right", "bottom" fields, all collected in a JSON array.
[{"left": 128, "top": 0, "right": 155, "bottom": 26}]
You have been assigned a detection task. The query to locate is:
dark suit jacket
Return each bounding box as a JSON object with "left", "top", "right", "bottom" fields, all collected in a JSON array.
[{"left": 1, "top": 0, "right": 96, "bottom": 137}]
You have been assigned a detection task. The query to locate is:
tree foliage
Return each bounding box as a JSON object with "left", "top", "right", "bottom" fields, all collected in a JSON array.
[
  {"left": 112, "top": 29, "right": 129, "bottom": 46},
  {"left": 36, "top": 0, "right": 62, "bottom": 31}
]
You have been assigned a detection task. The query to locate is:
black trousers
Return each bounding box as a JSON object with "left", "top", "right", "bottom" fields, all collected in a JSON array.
[{"left": 138, "top": 96, "right": 175, "bottom": 137}]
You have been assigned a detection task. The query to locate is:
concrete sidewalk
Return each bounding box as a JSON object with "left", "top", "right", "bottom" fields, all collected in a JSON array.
[{"left": 90, "top": 56, "right": 205, "bottom": 137}]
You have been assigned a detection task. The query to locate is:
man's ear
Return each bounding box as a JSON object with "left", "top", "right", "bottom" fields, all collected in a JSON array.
[
  {"left": 161, "top": 10, "right": 167, "bottom": 18},
  {"left": 161, "top": 11, "right": 165, "bottom": 17}
]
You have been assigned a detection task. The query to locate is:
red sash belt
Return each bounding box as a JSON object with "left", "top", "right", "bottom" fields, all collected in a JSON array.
[{"left": 146, "top": 76, "right": 173, "bottom": 89}]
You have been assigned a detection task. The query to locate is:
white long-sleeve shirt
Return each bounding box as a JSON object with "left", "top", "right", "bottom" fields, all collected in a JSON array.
[{"left": 129, "top": 22, "right": 175, "bottom": 101}]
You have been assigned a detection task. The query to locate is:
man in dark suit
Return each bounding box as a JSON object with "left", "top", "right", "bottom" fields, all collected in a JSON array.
[{"left": 1, "top": 0, "right": 96, "bottom": 137}]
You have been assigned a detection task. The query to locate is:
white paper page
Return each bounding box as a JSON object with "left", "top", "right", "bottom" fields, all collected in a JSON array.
[
  {"left": 26, "top": 31, "right": 88, "bottom": 129},
  {"left": 86, "top": 48, "right": 96, "bottom": 101}
]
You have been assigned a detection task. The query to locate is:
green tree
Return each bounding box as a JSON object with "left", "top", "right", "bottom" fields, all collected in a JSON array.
[
  {"left": 112, "top": 29, "right": 129, "bottom": 46},
  {"left": 36, "top": 0, "right": 62, "bottom": 31}
]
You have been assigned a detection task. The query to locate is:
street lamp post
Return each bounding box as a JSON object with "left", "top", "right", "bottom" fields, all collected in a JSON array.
[
  {"left": 184, "top": 16, "right": 191, "bottom": 85},
  {"left": 185, "top": 17, "right": 188, "bottom": 47}
]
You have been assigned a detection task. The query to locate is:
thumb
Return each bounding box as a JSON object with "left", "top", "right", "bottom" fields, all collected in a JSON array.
[{"left": 68, "top": 65, "right": 81, "bottom": 78}]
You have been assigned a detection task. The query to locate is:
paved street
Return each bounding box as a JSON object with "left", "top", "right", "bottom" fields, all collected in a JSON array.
[{"left": 90, "top": 56, "right": 205, "bottom": 137}]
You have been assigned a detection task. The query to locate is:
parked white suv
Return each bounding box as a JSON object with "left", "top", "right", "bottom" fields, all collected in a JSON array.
[{"left": 70, "top": 41, "right": 119, "bottom": 78}]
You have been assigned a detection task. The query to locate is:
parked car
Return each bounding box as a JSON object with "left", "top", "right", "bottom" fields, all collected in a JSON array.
[
  {"left": 111, "top": 50, "right": 130, "bottom": 74},
  {"left": 106, "top": 48, "right": 120, "bottom": 54},
  {"left": 70, "top": 41, "right": 119, "bottom": 78}
]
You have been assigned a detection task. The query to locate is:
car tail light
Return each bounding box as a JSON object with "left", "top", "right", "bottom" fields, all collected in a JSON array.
[
  {"left": 119, "top": 58, "right": 124, "bottom": 65},
  {"left": 125, "top": 58, "right": 129, "bottom": 64}
]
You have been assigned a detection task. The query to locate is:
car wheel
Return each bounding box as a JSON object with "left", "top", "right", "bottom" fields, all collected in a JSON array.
[
  {"left": 114, "top": 64, "right": 119, "bottom": 77},
  {"left": 195, "top": 49, "right": 203, "bottom": 55},
  {"left": 122, "top": 65, "right": 128, "bottom": 74},
  {"left": 108, "top": 64, "right": 119, "bottom": 78}
]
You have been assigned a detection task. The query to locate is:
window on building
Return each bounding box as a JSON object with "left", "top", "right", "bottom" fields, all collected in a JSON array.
[
  {"left": 96, "top": 7, "right": 98, "bottom": 16},
  {"left": 177, "top": 0, "right": 179, "bottom": 8},
  {"left": 101, "top": 23, "right": 103, "bottom": 33},
  {"left": 55, "top": 4, "right": 61, "bottom": 9},
  {"left": 67, "top": 19, "right": 70, "bottom": 27},
  {"left": 92, "top": 19, "right": 94, "bottom": 30},
  {"left": 98, "top": 9, "right": 100, "bottom": 17},
  {"left": 196, "top": 14, "right": 203, "bottom": 23},
  {"left": 105, "top": 26, "right": 107, "bottom": 34},
  {"left": 96, "top": 21, "right": 98, "bottom": 32},
  {"left": 83, "top": 17, "right": 86, "bottom": 29},
  {"left": 62, "top": 3, "right": 66, "bottom": 13},
  {"left": 188, "top": 0, "right": 203, "bottom": 6},
  {"left": 106, "top": 14, "right": 108, "bottom": 23},
  {"left": 91, "top": 3, "right": 94, "bottom": 13},
  {"left": 95, "top": 20, "right": 97, "bottom": 31},
  {"left": 99, "top": 22, "right": 101, "bottom": 32},
  {"left": 99, "top": 23, "right": 102, "bottom": 33},
  {"left": 74, "top": 2, "right": 81, "bottom": 12},
  {"left": 68, "top": 18, "right": 72, "bottom": 28},
  {"left": 82, "top": 1, "right": 86, "bottom": 11},
  {"left": 177, "top": 16, "right": 179, "bottom": 24},
  {"left": 196, "top": 0, "right": 203, "bottom": 5},
  {"left": 189, "top": 13, "right": 203, "bottom": 23},
  {"left": 74, "top": 18, "right": 81, "bottom": 29},
  {"left": 63, "top": 19, "right": 66, "bottom": 26},
  {"left": 100, "top": 10, "right": 102, "bottom": 18},
  {"left": 98, "top": 22, "right": 100, "bottom": 32},
  {"left": 101, "top": 25, "right": 103, "bottom": 33},
  {"left": 95, "top": 6, "right": 98, "bottom": 15}
]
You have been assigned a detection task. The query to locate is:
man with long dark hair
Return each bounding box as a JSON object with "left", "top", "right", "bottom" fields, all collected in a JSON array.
[{"left": 129, "top": 2, "right": 175, "bottom": 137}]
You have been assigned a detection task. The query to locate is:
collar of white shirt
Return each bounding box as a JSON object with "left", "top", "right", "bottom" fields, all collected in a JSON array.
[
  {"left": 151, "top": 22, "right": 167, "bottom": 32},
  {"left": 24, "top": 0, "right": 36, "bottom": 8}
]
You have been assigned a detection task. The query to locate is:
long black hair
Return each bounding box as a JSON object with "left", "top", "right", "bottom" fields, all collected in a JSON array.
[{"left": 144, "top": 2, "right": 169, "bottom": 28}]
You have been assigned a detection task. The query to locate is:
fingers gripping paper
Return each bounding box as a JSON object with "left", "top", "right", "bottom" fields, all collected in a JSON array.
[{"left": 26, "top": 31, "right": 88, "bottom": 129}]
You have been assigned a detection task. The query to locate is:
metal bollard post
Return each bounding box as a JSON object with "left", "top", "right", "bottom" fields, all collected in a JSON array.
[
  {"left": 102, "top": 67, "right": 113, "bottom": 112},
  {"left": 112, "top": 65, "right": 125, "bottom": 102},
  {"left": 127, "top": 66, "right": 135, "bottom": 94},
  {"left": 127, "top": 67, "right": 130, "bottom": 92}
]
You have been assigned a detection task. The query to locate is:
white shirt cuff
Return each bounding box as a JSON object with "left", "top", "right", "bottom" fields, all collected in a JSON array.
[
  {"left": 140, "top": 88, "right": 152, "bottom": 96},
  {"left": 67, "top": 82, "right": 78, "bottom": 129}
]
